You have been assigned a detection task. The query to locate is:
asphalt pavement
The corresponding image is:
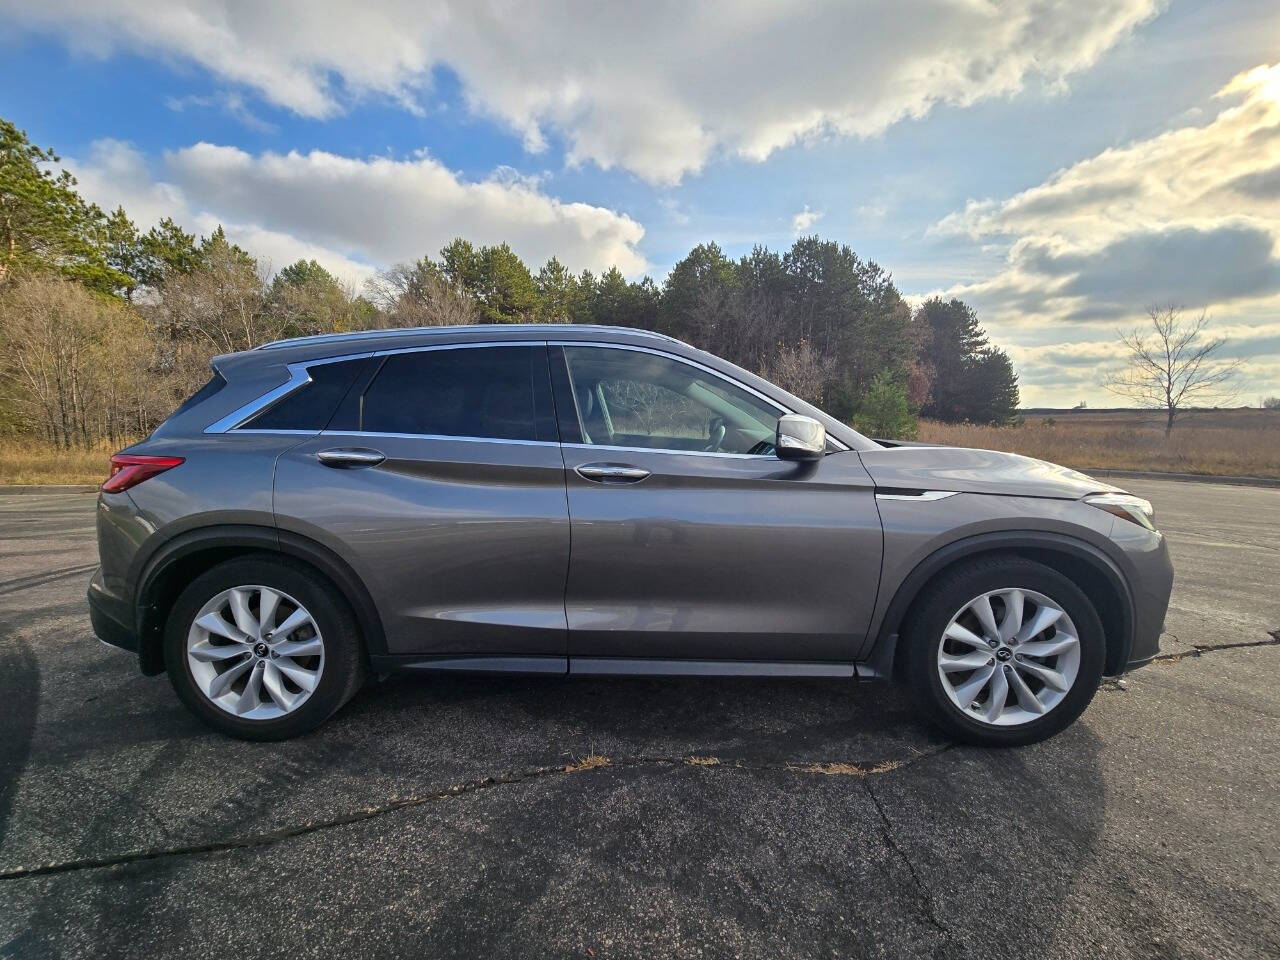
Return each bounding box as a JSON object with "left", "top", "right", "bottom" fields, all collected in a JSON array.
[{"left": 0, "top": 478, "right": 1277, "bottom": 959}]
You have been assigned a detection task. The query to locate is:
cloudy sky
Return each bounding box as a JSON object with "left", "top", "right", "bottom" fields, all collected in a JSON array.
[{"left": 2, "top": 0, "right": 1278, "bottom": 406}]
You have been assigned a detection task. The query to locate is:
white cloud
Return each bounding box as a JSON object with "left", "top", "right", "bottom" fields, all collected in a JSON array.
[
  {"left": 791, "top": 205, "right": 824, "bottom": 233},
  {"left": 933, "top": 63, "right": 1280, "bottom": 323},
  {"left": 926, "top": 63, "right": 1280, "bottom": 405},
  {"left": 1, "top": 0, "right": 1165, "bottom": 184},
  {"left": 65, "top": 140, "right": 647, "bottom": 287}
]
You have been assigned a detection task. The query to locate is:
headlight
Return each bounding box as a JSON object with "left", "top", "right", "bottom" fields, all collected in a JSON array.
[{"left": 1085, "top": 492, "right": 1157, "bottom": 531}]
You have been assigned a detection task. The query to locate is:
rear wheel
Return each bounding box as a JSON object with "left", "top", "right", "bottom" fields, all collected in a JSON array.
[
  {"left": 902, "top": 556, "right": 1105, "bottom": 747},
  {"left": 164, "top": 556, "right": 364, "bottom": 740}
]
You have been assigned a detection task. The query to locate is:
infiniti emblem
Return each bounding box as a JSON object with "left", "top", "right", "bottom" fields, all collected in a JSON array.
[
  {"left": 253, "top": 642, "right": 270, "bottom": 658},
  {"left": 995, "top": 646, "right": 1013, "bottom": 662}
]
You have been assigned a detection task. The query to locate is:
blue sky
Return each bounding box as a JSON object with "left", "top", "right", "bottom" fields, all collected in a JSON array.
[{"left": 2, "top": 0, "right": 1278, "bottom": 405}]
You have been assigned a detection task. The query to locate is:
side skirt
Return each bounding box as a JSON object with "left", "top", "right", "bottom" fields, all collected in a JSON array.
[{"left": 371, "top": 655, "right": 886, "bottom": 680}]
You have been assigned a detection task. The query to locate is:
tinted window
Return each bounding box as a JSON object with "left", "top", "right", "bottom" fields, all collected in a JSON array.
[
  {"left": 246, "top": 357, "right": 367, "bottom": 431},
  {"left": 562, "top": 346, "right": 781, "bottom": 454},
  {"left": 361, "top": 346, "right": 539, "bottom": 441}
]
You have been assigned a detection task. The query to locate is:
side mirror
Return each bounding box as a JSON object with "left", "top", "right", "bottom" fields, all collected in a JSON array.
[{"left": 776, "top": 414, "right": 825, "bottom": 462}]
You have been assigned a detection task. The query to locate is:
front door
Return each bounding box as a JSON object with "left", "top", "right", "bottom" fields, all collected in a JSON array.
[
  {"left": 551, "top": 344, "right": 882, "bottom": 664},
  {"left": 274, "top": 342, "right": 570, "bottom": 663}
]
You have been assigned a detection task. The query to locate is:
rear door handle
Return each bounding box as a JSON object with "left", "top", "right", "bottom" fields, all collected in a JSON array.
[
  {"left": 317, "top": 447, "right": 386, "bottom": 469},
  {"left": 576, "top": 463, "right": 650, "bottom": 484}
]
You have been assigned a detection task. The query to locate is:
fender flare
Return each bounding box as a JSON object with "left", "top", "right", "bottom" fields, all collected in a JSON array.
[
  {"left": 862, "top": 530, "right": 1135, "bottom": 677},
  {"left": 134, "top": 524, "right": 387, "bottom": 672}
]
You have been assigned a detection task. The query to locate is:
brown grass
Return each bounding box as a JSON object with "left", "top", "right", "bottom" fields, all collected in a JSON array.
[
  {"left": 917, "top": 409, "right": 1280, "bottom": 478},
  {"left": 0, "top": 438, "right": 125, "bottom": 485},
  {"left": 564, "top": 754, "right": 610, "bottom": 773},
  {"left": 785, "top": 760, "right": 904, "bottom": 776}
]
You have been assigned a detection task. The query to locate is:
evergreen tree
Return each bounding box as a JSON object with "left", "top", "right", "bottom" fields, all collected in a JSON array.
[
  {"left": 916, "top": 297, "right": 1019, "bottom": 424},
  {"left": 0, "top": 119, "right": 128, "bottom": 294}
]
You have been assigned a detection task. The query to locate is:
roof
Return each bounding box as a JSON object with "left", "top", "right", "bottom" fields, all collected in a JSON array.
[{"left": 256, "top": 323, "right": 686, "bottom": 352}]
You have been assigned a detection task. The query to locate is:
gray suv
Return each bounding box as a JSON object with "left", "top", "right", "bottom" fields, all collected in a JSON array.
[{"left": 89, "top": 325, "right": 1173, "bottom": 745}]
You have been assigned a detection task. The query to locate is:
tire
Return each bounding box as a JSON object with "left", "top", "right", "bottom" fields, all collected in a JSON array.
[
  {"left": 901, "top": 555, "right": 1105, "bottom": 747},
  {"left": 164, "top": 554, "right": 365, "bottom": 740}
]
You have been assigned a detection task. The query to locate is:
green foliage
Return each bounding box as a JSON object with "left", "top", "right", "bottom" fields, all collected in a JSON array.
[
  {"left": 0, "top": 119, "right": 130, "bottom": 295},
  {"left": 916, "top": 297, "right": 1020, "bottom": 425},
  {"left": 438, "top": 239, "right": 539, "bottom": 323},
  {"left": 274, "top": 258, "right": 336, "bottom": 289},
  {"left": 854, "top": 371, "right": 918, "bottom": 440},
  {"left": 138, "top": 217, "right": 201, "bottom": 286}
]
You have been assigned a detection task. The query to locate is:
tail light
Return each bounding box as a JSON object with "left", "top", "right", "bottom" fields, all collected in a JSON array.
[{"left": 102, "top": 454, "right": 185, "bottom": 494}]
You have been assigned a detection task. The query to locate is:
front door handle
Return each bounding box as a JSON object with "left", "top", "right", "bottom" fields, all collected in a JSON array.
[
  {"left": 576, "top": 463, "right": 650, "bottom": 484},
  {"left": 317, "top": 447, "right": 386, "bottom": 469}
]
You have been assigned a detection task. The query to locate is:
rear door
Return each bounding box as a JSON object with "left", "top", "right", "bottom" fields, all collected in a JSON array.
[
  {"left": 273, "top": 342, "right": 570, "bottom": 665},
  {"left": 551, "top": 343, "right": 883, "bottom": 665}
]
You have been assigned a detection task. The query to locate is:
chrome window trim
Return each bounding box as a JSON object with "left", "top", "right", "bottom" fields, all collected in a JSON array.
[
  {"left": 208, "top": 341, "right": 540, "bottom": 435},
  {"left": 203, "top": 351, "right": 375, "bottom": 434},
  {"left": 562, "top": 442, "right": 775, "bottom": 461},
  {"left": 551, "top": 340, "right": 851, "bottom": 454},
  {"left": 209, "top": 337, "right": 851, "bottom": 455}
]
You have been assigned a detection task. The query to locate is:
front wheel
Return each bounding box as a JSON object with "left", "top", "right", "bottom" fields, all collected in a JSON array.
[
  {"left": 902, "top": 556, "right": 1106, "bottom": 747},
  {"left": 164, "top": 556, "right": 365, "bottom": 740}
]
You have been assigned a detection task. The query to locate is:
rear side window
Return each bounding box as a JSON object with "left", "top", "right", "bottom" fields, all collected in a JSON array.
[
  {"left": 360, "top": 346, "right": 540, "bottom": 441},
  {"left": 245, "top": 357, "right": 368, "bottom": 431}
]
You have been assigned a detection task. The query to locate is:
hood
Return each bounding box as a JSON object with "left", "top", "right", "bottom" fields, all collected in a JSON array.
[{"left": 858, "top": 445, "right": 1124, "bottom": 500}]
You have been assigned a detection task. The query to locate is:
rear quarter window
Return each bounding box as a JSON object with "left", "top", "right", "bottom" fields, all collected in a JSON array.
[{"left": 244, "top": 357, "right": 368, "bottom": 431}]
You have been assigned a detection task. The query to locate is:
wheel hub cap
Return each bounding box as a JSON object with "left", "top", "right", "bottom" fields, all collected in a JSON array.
[
  {"left": 936, "top": 587, "right": 1081, "bottom": 727},
  {"left": 186, "top": 585, "right": 325, "bottom": 720}
]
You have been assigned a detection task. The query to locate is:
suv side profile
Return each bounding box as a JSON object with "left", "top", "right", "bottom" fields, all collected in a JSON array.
[{"left": 89, "top": 325, "right": 1173, "bottom": 745}]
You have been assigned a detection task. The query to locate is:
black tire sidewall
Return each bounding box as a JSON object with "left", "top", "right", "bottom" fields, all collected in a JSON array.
[
  {"left": 163, "top": 556, "right": 361, "bottom": 741},
  {"left": 904, "top": 557, "right": 1106, "bottom": 747}
]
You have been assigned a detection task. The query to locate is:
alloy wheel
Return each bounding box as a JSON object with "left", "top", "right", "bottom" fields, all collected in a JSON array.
[
  {"left": 186, "top": 585, "right": 325, "bottom": 719},
  {"left": 936, "top": 587, "right": 1081, "bottom": 727}
]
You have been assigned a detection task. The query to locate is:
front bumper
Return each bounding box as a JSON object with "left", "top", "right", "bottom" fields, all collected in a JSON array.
[
  {"left": 1119, "top": 531, "right": 1174, "bottom": 672},
  {"left": 88, "top": 567, "right": 138, "bottom": 653}
]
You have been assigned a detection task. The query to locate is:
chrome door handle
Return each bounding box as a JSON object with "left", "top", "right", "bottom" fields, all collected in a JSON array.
[
  {"left": 317, "top": 447, "right": 386, "bottom": 469},
  {"left": 576, "top": 463, "right": 650, "bottom": 484}
]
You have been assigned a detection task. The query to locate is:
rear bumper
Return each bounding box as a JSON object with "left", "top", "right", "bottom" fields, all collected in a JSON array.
[{"left": 88, "top": 568, "right": 138, "bottom": 653}]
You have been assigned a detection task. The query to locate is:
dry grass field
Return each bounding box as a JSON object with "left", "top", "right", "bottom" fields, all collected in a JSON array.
[
  {"left": 1, "top": 407, "right": 1278, "bottom": 484},
  {"left": 0, "top": 439, "right": 119, "bottom": 485},
  {"left": 919, "top": 408, "right": 1280, "bottom": 478}
]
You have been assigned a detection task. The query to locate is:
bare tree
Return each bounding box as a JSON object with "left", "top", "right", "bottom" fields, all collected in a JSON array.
[
  {"left": 759, "top": 338, "right": 836, "bottom": 407},
  {"left": 1104, "top": 305, "right": 1242, "bottom": 435},
  {"left": 365, "top": 261, "right": 477, "bottom": 328}
]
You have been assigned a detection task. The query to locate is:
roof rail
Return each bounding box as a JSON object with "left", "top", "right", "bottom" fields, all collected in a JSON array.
[{"left": 256, "top": 323, "right": 686, "bottom": 351}]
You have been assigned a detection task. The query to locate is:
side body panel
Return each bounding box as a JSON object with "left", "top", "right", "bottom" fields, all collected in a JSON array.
[
  {"left": 274, "top": 432, "right": 571, "bottom": 657},
  {"left": 559, "top": 446, "right": 883, "bottom": 662}
]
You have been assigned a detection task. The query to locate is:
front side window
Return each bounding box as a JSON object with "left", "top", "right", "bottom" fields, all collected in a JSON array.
[
  {"left": 360, "top": 346, "right": 540, "bottom": 441},
  {"left": 562, "top": 346, "right": 781, "bottom": 455}
]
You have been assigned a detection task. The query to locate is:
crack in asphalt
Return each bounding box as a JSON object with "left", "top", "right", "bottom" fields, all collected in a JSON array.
[
  {"left": 1148, "top": 633, "right": 1280, "bottom": 664},
  {"left": 1101, "top": 633, "right": 1280, "bottom": 689},
  {"left": 864, "top": 777, "right": 956, "bottom": 946},
  {"left": 0, "top": 746, "right": 953, "bottom": 882}
]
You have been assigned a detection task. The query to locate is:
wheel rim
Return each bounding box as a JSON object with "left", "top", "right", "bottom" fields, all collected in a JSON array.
[
  {"left": 186, "top": 585, "right": 324, "bottom": 720},
  {"left": 936, "top": 587, "right": 1081, "bottom": 727}
]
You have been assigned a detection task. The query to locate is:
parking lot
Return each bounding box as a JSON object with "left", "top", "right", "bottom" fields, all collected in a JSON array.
[{"left": 1, "top": 478, "right": 1277, "bottom": 959}]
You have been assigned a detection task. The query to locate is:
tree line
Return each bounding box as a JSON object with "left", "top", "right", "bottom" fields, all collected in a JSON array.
[{"left": 0, "top": 117, "right": 1019, "bottom": 448}]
